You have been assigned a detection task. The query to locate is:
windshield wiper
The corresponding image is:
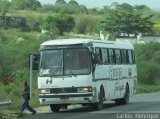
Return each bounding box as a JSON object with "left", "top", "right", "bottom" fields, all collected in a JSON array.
[{"left": 49, "top": 65, "right": 62, "bottom": 78}]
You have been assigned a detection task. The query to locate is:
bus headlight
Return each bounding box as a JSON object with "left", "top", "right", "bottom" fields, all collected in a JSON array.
[
  {"left": 78, "top": 87, "right": 92, "bottom": 92},
  {"left": 39, "top": 89, "right": 50, "bottom": 94}
]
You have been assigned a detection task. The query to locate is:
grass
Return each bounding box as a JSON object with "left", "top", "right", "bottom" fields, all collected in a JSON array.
[
  {"left": 137, "top": 84, "right": 160, "bottom": 94},
  {"left": 0, "top": 110, "right": 28, "bottom": 118}
]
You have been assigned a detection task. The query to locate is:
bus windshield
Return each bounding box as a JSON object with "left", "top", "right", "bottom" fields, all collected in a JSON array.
[{"left": 39, "top": 48, "right": 90, "bottom": 77}]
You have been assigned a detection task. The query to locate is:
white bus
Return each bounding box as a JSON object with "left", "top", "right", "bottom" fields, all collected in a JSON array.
[{"left": 35, "top": 38, "right": 137, "bottom": 112}]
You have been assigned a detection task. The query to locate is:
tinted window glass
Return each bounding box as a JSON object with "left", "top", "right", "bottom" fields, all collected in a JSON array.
[
  {"left": 102, "top": 48, "right": 109, "bottom": 64},
  {"left": 128, "top": 50, "right": 133, "bottom": 64},
  {"left": 108, "top": 49, "right": 115, "bottom": 64},
  {"left": 115, "top": 49, "right": 121, "bottom": 64},
  {"left": 95, "top": 48, "right": 103, "bottom": 64},
  {"left": 121, "top": 50, "right": 128, "bottom": 64}
]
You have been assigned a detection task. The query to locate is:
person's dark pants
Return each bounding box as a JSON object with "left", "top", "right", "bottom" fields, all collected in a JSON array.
[{"left": 20, "top": 99, "right": 36, "bottom": 113}]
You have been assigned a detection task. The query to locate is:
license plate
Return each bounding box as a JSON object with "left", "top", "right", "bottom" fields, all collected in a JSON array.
[{"left": 60, "top": 97, "right": 69, "bottom": 102}]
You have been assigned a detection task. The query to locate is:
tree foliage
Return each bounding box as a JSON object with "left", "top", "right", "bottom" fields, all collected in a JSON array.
[
  {"left": 42, "top": 14, "right": 75, "bottom": 35},
  {"left": 135, "top": 42, "right": 160, "bottom": 84},
  {"left": 68, "top": 0, "right": 79, "bottom": 6},
  {"left": 74, "top": 14, "right": 101, "bottom": 34},
  {"left": 12, "top": 0, "right": 41, "bottom": 10},
  {"left": 55, "top": 0, "right": 67, "bottom": 5},
  {"left": 0, "top": 0, "right": 11, "bottom": 15},
  {"left": 100, "top": 3, "right": 154, "bottom": 39},
  {"left": 41, "top": 0, "right": 88, "bottom": 14}
]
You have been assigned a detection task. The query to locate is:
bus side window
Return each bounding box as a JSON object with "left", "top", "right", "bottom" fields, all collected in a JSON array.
[
  {"left": 102, "top": 48, "right": 109, "bottom": 64},
  {"left": 132, "top": 50, "right": 136, "bottom": 64},
  {"left": 95, "top": 48, "right": 103, "bottom": 64},
  {"left": 108, "top": 49, "right": 115, "bottom": 64},
  {"left": 115, "top": 49, "right": 122, "bottom": 64},
  {"left": 121, "top": 50, "right": 128, "bottom": 64},
  {"left": 128, "top": 50, "right": 133, "bottom": 64}
]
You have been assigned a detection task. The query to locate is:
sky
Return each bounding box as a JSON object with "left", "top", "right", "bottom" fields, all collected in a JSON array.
[{"left": 38, "top": 0, "right": 160, "bottom": 10}]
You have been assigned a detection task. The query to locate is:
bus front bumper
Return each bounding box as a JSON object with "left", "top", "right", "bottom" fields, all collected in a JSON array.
[{"left": 38, "top": 93, "right": 95, "bottom": 104}]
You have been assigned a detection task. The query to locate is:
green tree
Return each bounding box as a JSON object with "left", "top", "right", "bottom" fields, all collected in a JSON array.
[
  {"left": 0, "top": 0, "right": 11, "bottom": 15},
  {"left": 40, "top": 4, "right": 55, "bottom": 12},
  {"left": 55, "top": 0, "right": 67, "bottom": 5},
  {"left": 68, "top": 0, "right": 79, "bottom": 6},
  {"left": 78, "top": 5, "right": 88, "bottom": 13},
  {"left": 135, "top": 5, "right": 151, "bottom": 10},
  {"left": 75, "top": 14, "right": 101, "bottom": 34},
  {"left": 52, "top": 0, "right": 88, "bottom": 14},
  {"left": 89, "top": 8, "right": 99, "bottom": 15},
  {"left": 65, "top": 0, "right": 84, "bottom": 14},
  {"left": 100, "top": 3, "right": 153, "bottom": 39},
  {"left": 98, "top": 6, "right": 111, "bottom": 15},
  {"left": 42, "top": 14, "right": 75, "bottom": 35},
  {"left": 152, "top": 51, "right": 160, "bottom": 64},
  {"left": 12, "top": 0, "right": 41, "bottom": 10}
]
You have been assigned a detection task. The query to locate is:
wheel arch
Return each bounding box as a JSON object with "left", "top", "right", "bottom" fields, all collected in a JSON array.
[
  {"left": 99, "top": 84, "right": 105, "bottom": 100},
  {"left": 125, "top": 82, "right": 130, "bottom": 96},
  {"left": 126, "top": 82, "right": 129, "bottom": 90}
]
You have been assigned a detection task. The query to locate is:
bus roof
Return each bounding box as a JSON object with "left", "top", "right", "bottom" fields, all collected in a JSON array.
[{"left": 40, "top": 39, "right": 134, "bottom": 49}]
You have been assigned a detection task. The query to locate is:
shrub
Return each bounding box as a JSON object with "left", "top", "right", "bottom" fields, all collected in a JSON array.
[
  {"left": 74, "top": 14, "right": 101, "bottom": 34},
  {"left": 137, "top": 61, "right": 160, "bottom": 84},
  {"left": 135, "top": 42, "right": 160, "bottom": 85}
]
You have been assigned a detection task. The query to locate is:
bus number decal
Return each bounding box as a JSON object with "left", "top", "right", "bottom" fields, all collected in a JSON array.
[{"left": 109, "top": 66, "right": 122, "bottom": 80}]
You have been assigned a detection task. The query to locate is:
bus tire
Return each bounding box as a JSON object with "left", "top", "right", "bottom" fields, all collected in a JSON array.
[
  {"left": 121, "top": 85, "right": 130, "bottom": 105},
  {"left": 93, "top": 88, "right": 104, "bottom": 110},
  {"left": 50, "top": 104, "right": 61, "bottom": 112},
  {"left": 114, "top": 99, "right": 122, "bottom": 105},
  {"left": 114, "top": 85, "right": 129, "bottom": 105}
]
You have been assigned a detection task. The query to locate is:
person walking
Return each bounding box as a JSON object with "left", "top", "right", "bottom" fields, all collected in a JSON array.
[{"left": 20, "top": 80, "right": 36, "bottom": 115}]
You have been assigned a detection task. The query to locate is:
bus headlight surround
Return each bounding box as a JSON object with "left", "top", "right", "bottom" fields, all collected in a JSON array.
[
  {"left": 78, "top": 87, "right": 92, "bottom": 92},
  {"left": 40, "top": 89, "right": 50, "bottom": 94}
]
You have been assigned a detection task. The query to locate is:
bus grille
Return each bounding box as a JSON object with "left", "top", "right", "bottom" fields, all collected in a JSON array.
[{"left": 50, "top": 88, "right": 78, "bottom": 94}]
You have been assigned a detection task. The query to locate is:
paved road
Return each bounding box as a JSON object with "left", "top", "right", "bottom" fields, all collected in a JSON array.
[{"left": 21, "top": 92, "right": 160, "bottom": 119}]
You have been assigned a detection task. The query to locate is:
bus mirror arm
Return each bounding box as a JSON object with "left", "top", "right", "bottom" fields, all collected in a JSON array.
[
  {"left": 29, "top": 53, "right": 39, "bottom": 70},
  {"left": 92, "top": 64, "right": 96, "bottom": 73},
  {"left": 92, "top": 53, "right": 98, "bottom": 65},
  {"left": 91, "top": 53, "right": 98, "bottom": 73}
]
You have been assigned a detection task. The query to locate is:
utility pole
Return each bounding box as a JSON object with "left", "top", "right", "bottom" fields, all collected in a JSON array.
[{"left": 29, "top": 55, "right": 33, "bottom": 98}]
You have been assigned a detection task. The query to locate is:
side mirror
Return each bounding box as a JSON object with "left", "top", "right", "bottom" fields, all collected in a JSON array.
[{"left": 29, "top": 54, "right": 39, "bottom": 70}]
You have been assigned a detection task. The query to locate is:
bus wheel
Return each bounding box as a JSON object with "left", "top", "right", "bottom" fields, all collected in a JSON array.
[
  {"left": 114, "top": 85, "right": 129, "bottom": 105},
  {"left": 93, "top": 89, "right": 104, "bottom": 110},
  {"left": 114, "top": 99, "right": 122, "bottom": 105},
  {"left": 121, "top": 85, "right": 130, "bottom": 104},
  {"left": 50, "top": 104, "right": 61, "bottom": 112}
]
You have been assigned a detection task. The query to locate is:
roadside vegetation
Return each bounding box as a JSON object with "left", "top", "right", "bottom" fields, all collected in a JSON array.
[
  {"left": 0, "top": 0, "right": 160, "bottom": 112},
  {"left": 135, "top": 42, "right": 160, "bottom": 93}
]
